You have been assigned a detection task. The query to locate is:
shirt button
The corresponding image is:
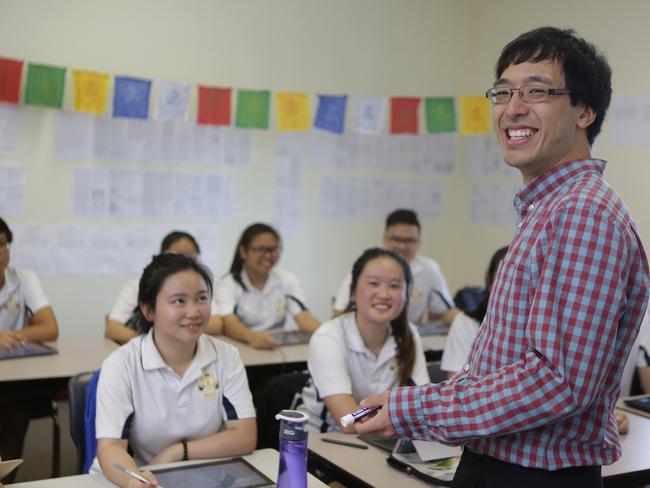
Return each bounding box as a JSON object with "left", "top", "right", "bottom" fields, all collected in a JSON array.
[
  {"left": 463, "top": 363, "right": 470, "bottom": 372},
  {"left": 527, "top": 204, "right": 534, "bottom": 211},
  {"left": 518, "top": 222, "right": 523, "bottom": 229}
]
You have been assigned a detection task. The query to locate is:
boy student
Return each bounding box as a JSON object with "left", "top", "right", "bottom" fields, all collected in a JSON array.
[
  {"left": 332, "top": 209, "right": 454, "bottom": 326},
  {"left": 357, "top": 27, "right": 649, "bottom": 488}
]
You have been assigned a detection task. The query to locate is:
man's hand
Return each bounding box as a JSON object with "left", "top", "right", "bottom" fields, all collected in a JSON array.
[
  {"left": 615, "top": 409, "right": 629, "bottom": 435},
  {"left": 354, "top": 391, "right": 395, "bottom": 437}
]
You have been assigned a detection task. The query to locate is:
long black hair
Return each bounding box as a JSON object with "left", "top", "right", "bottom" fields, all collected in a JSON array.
[
  {"left": 160, "top": 230, "right": 200, "bottom": 255},
  {"left": 228, "top": 223, "right": 281, "bottom": 290},
  {"left": 132, "top": 253, "right": 213, "bottom": 334},
  {"left": 346, "top": 248, "right": 415, "bottom": 386}
]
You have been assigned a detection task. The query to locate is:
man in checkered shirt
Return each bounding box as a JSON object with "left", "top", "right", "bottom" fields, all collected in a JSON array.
[{"left": 357, "top": 27, "right": 649, "bottom": 488}]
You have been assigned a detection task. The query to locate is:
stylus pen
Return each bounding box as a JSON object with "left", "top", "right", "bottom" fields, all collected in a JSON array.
[
  {"left": 321, "top": 437, "right": 368, "bottom": 450},
  {"left": 113, "top": 463, "right": 165, "bottom": 488}
]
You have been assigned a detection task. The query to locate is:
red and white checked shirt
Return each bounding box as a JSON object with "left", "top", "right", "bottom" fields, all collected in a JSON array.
[{"left": 389, "top": 159, "right": 649, "bottom": 469}]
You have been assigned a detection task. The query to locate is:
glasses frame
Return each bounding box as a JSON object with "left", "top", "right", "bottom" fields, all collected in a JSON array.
[{"left": 485, "top": 85, "right": 573, "bottom": 105}]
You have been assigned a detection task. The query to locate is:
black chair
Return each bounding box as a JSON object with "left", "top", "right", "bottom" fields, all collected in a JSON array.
[
  {"left": 427, "top": 360, "right": 448, "bottom": 383},
  {"left": 67, "top": 371, "right": 94, "bottom": 474}
]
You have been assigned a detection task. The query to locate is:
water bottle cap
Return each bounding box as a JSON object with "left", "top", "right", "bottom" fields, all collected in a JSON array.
[{"left": 275, "top": 409, "right": 309, "bottom": 423}]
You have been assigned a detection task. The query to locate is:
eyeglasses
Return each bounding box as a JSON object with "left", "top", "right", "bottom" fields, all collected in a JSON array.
[
  {"left": 247, "top": 245, "right": 282, "bottom": 255},
  {"left": 485, "top": 85, "right": 573, "bottom": 105},
  {"left": 386, "top": 236, "right": 419, "bottom": 246}
]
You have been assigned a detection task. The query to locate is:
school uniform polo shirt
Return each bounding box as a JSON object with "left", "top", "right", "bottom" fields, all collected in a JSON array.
[
  {"left": 297, "top": 313, "right": 430, "bottom": 433},
  {"left": 0, "top": 267, "right": 49, "bottom": 332},
  {"left": 333, "top": 255, "right": 453, "bottom": 324},
  {"left": 94, "top": 330, "right": 255, "bottom": 466},
  {"left": 215, "top": 269, "right": 306, "bottom": 331}
]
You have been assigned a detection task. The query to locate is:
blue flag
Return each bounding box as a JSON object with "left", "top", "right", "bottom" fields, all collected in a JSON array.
[
  {"left": 113, "top": 76, "right": 151, "bottom": 119},
  {"left": 314, "top": 95, "right": 347, "bottom": 134}
]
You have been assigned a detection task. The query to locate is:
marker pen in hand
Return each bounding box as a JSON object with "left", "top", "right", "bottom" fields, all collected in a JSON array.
[{"left": 340, "top": 405, "right": 381, "bottom": 428}]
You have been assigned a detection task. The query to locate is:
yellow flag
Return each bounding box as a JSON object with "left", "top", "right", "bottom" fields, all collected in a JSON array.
[
  {"left": 275, "top": 92, "right": 310, "bottom": 131},
  {"left": 73, "top": 70, "right": 109, "bottom": 115},
  {"left": 460, "top": 96, "right": 491, "bottom": 135}
]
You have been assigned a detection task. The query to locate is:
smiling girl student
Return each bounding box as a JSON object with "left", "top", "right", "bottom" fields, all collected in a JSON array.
[
  {"left": 105, "top": 230, "right": 223, "bottom": 344},
  {"left": 216, "top": 223, "right": 319, "bottom": 350},
  {"left": 296, "top": 248, "right": 430, "bottom": 433},
  {"left": 95, "top": 253, "right": 256, "bottom": 488}
]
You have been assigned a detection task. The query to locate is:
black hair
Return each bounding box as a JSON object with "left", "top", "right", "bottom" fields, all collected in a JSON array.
[
  {"left": 385, "top": 209, "right": 420, "bottom": 231},
  {"left": 132, "top": 253, "right": 213, "bottom": 334},
  {"left": 228, "top": 223, "right": 281, "bottom": 290},
  {"left": 0, "top": 217, "right": 13, "bottom": 243},
  {"left": 466, "top": 246, "right": 509, "bottom": 323},
  {"left": 160, "top": 230, "right": 201, "bottom": 255},
  {"left": 346, "top": 248, "right": 415, "bottom": 386},
  {"left": 496, "top": 26, "right": 612, "bottom": 145}
]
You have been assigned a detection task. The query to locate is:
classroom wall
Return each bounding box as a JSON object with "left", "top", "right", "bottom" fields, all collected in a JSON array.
[{"left": 0, "top": 0, "right": 648, "bottom": 339}]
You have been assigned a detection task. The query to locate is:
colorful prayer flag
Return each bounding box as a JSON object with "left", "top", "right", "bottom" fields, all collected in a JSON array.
[
  {"left": 275, "top": 92, "right": 310, "bottom": 132},
  {"left": 235, "top": 90, "right": 270, "bottom": 129},
  {"left": 314, "top": 95, "right": 347, "bottom": 134},
  {"left": 72, "top": 70, "right": 109, "bottom": 115},
  {"left": 460, "top": 96, "right": 490, "bottom": 135},
  {"left": 425, "top": 97, "right": 456, "bottom": 133},
  {"left": 390, "top": 97, "right": 420, "bottom": 134},
  {"left": 198, "top": 86, "right": 231, "bottom": 125},
  {"left": 0, "top": 57, "right": 23, "bottom": 104},
  {"left": 113, "top": 76, "right": 151, "bottom": 119},
  {"left": 156, "top": 80, "right": 190, "bottom": 121},
  {"left": 25, "top": 63, "right": 66, "bottom": 108},
  {"left": 352, "top": 96, "right": 385, "bottom": 134}
]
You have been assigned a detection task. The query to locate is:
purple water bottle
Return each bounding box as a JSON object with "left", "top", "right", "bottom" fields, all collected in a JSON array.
[{"left": 275, "top": 409, "right": 309, "bottom": 488}]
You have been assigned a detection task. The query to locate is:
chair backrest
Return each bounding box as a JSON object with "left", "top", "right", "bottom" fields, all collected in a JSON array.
[
  {"left": 67, "top": 370, "right": 96, "bottom": 474},
  {"left": 427, "top": 361, "right": 448, "bottom": 383}
]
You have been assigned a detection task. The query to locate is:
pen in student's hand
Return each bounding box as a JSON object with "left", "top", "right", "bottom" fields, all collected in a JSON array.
[
  {"left": 321, "top": 437, "right": 368, "bottom": 449},
  {"left": 113, "top": 463, "right": 163, "bottom": 488}
]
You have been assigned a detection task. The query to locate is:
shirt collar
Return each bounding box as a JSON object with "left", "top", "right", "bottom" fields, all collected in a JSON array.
[
  {"left": 0, "top": 268, "right": 20, "bottom": 304},
  {"left": 513, "top": 159, "right": 606, "bottom": 219},
  {"left": 140, "top": 330, "right": 218, "bottom": 372},
  {"left": 241, "top": 269, "right": 280, "bottom": 294}
]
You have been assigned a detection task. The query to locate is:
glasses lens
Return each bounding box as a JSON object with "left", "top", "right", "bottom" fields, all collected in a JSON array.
[
  {"left": 521, "top": 86, "right": 549, "bottom": 102},
  {"left": 487, "top": 88, "right": 512, "bottom": 104}
]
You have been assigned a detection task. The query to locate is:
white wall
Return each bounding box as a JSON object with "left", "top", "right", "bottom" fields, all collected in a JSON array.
[{"left": 0, "top": 0, "right": 647, "bottom": 339}]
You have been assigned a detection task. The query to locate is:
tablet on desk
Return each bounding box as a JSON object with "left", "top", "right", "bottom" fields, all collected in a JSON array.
[
  {"left": 0, "top": 341, "right": 57, "bottom": 360},
  {"left": 151, "top": 458, "right": 274, "bottom": 488},
  {"left": 416, "top": 323, "right": 448, "bottom": 336},
  {"left": 269, "top": 330, "right": 311, "bottom": 346},
  {"left": 624, "top": 396, "right": 650, "bottom": 414}
]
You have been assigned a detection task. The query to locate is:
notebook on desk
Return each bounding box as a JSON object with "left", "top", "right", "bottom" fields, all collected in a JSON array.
[
  {"left": 0, "top": 341, "right": 57, "bottom": 360},
  {"left": 268, "top": 330, "right": 311, "bottom": 346}
]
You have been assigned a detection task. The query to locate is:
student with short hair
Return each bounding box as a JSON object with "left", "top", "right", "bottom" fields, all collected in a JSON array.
[
  {"left": 0, "top": 217, "right": 59, "bottom": 483},
  {"left": 95, "top": 253, "right": 256, "bottom": 488},
  {"left": 332, "top": 209, "right": 454, "bottom": 326},
  {"left": 216, "top": 223, "right": 319, "bottom": 350},
  {"left": 106, "top": 230, "right": 223, "bottom": 344},
  {"left": 297, "top": 248, "right": 430, "bottom": 433}
]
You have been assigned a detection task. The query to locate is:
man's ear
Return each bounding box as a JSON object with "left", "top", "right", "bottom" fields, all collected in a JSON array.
[{"left": 577, "top": 105, "right": 596, "bottom": 129}]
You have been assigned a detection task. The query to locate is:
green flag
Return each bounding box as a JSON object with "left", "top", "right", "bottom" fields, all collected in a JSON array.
[
  {"left": 236, "top": 89, "right": 270, "bottom": 129},
  {"left": 425, "top": 97, "right": 456, "bottom": 133},
  {"left": 25, "top": 63, "right": 66, "bottom": 108}
]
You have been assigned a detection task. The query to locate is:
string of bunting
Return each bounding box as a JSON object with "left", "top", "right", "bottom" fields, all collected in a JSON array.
[{"left": 0, "top": 56, "right": 490, "bottom": 135}]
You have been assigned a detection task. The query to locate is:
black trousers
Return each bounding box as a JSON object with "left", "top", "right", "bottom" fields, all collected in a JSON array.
[{"left": 451, "top": 449, "right": 603, "bottom": 488}]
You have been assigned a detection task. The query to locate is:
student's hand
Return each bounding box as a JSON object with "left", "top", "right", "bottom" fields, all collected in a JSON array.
[
  {"left": 0, "top": 330, "right": 26, "bottom": 349},
  {"left": 149, "top": 442, "right": 182, "bottom": 465},
  {"left": 354, "top": 391, "right": 395, "bottom": 437},
  {"left": 615, "top": 409, "right": 629, "bottom": 435},
  {"left": 247, "top": 331, "right": 280, "bottom": 349},
  {"left": 126, "top": 470, "right": 157, "bottom": 488}
]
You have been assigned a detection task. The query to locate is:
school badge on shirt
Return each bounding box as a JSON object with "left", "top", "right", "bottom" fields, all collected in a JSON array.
[
  {"left": 198, "top": 368, "right": 219, "bottom": 400},
  {"left": 410, "top": 287, "right": 423, "bottom": 303},
  {"left": 275, "top": 299, "right": 286, "bottom": 315},
  {"left": 2, "top": 293, "right": 19, "bottom": 315}
]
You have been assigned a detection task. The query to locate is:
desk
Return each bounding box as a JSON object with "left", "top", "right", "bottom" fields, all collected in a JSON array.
[
  {"left": 8, "top": 449, "right": 327, "bottom": 487},
  {"left": 0, "top": 339, "right": 119, "bottom": 383},
  {"left": 309, "top": 414, "right": 650, "bottom": 488}
]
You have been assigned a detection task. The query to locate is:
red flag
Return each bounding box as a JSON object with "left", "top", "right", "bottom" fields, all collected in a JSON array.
[
  {"left": 390, "top": 97, "right": 420, "bottom": 134},
  {"left": 198, "top": 86, "right": 231, "bottom": 125},
  {"left": 0, "top": 57, "right": 23, "bottom": 104}
]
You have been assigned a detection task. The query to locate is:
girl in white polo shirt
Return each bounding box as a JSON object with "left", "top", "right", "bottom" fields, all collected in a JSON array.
[
  {"left": 296, "top": 248, "right": 430, "bottom": 433},
  {"left": 216, "top": 223, "right": 319, "bottom": 350},
  {"left": 95, "top": 253, "right": 256, "bottom": 488}
]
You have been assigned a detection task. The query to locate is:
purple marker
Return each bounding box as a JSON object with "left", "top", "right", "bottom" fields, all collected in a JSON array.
[{"left": 340, "top": 405, "right": 381, "bottom": 428}]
